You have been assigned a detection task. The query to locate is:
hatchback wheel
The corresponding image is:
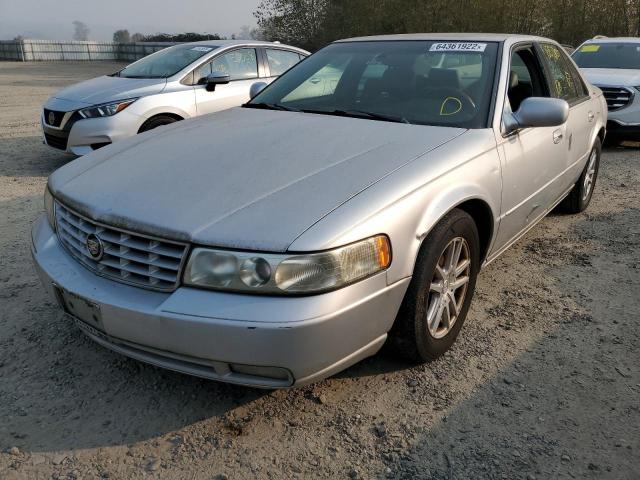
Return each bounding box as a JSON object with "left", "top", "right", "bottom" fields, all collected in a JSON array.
[
  {"left": 561, "top": 137, "right": 601, "bottom": 213},
  {"left": 138, "top": 115, "right": 179, "bottom": 133},
  {"left": 389, "top": 208, "right": 480, "bottom": 362}
]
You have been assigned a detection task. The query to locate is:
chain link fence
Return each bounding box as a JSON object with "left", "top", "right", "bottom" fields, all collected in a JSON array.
[{"left": 0, "top": 39, "right": 178, "bottom": 61}]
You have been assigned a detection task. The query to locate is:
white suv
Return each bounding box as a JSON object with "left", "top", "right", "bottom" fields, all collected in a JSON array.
[{"left": 573, "top": 37, "right": 640, "bottom": 143}]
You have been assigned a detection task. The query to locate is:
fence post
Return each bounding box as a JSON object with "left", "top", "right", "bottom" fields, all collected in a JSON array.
[
  {"left": 87, "top": 43, "right": 91, "bottom": 61},
  {"left": 18, "top": 41, "right": 25, "bottom": 62}
]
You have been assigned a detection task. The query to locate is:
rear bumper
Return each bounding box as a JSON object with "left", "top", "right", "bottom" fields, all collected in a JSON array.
[{"left": 31, "top": 215, "right": 410, "bottom": 388}]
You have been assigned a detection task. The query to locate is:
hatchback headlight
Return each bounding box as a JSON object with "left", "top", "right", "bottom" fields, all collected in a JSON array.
[
  {"left": 44, "top": 186, "right": 55, "bottom": 230},
  {"left": 78, "top": 98, "right": 137, "bottom": 119},
  {"left": 184, "top": 235, "right": 391, "bottom": 294}
]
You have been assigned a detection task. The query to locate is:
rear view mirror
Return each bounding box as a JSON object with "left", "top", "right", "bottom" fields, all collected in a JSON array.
[
  {"left": 249, "top": 81, "right": 268, "bottom": 99},
  {"left": 205, "top": 72, "right": 231, "bottom": 92},
  {"left": 504, "top": 97, "right": 569, "bottom": 135}
]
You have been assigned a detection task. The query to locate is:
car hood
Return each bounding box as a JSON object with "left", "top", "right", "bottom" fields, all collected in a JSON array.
[
  {"left": 580, "top": 68, "right": 640, "bottom": 87},
  {"left": 50, "top": 75, "right": 167, "bottom": 107},
  {"left": 49, "top": 107, "right": 466, "bottom": 252}
]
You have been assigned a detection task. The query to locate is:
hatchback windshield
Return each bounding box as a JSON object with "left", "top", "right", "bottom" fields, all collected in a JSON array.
[
  {"left": 247, "top": 40, "right": 499, "bottom": 128},
  {"left": 573, "top": 42, "right": 640, "bottom": 69},
  {"left": 117, "top": 44, "right": 218, "bottom": 78}
]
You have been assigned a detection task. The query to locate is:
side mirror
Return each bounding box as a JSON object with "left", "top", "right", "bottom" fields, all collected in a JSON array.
[
  {"left": 204, "top": 72, "right": 231, "bottom": 92},
  {"left": 249, "top": 81, "right": 268, "bottom": 99},
  {"left": 504, "top": 97, "right": 569, "bottom": 135}
]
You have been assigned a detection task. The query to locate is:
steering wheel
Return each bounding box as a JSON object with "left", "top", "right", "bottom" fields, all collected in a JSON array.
[{"left": 425, "top": 87, "right": 476, "bottom": 117}]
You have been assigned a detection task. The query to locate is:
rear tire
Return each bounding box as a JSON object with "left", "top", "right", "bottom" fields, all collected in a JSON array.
[
  {"left": 560, "top": 137, "right": 601, "bottom": 214},
  {"left": 138, "top": 115, "right": 179, "bottom": 133},
  {"left": 388, "top": 209, "right": 480, "bottom": 362}
]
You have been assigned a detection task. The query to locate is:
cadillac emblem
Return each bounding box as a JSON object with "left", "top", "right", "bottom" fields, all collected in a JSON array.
[
  {"left": 48, "top": 111, "right": 56, "bottom": 125},
  {"left": 85, "top": 234, "right": 104, "bottom": 261}
]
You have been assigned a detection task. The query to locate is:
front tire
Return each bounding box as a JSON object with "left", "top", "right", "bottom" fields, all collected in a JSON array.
[
  {"left": 389, "top": 209, "right": 480, "bottom": 362},
  {"left": 138, "top": 115, "right": 179, "bottom": 133},
  {"left": 561, "top": 137, "right": 601, "bottom": 213}
]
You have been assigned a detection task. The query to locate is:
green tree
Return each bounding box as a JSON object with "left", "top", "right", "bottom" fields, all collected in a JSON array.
[{"left": 113, "top": 29, "right": 131, "bottom": 43}]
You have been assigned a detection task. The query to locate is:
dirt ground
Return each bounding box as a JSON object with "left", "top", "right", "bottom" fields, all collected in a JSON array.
[{"left": 0, "top": 61, "right": 638, "bottom": 480}]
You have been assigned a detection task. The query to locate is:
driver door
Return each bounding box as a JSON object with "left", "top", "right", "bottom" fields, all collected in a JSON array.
[
  {"left": 194, "top": 48, "right": 260, "bottom": 115},
  {"left": 494, "top": 45, "right": 568, "bottom": 250}
]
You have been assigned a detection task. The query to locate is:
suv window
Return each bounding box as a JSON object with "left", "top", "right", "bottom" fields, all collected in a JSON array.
[
  {"left": 573, "top": 42, "right": 640, "bottom": 69},
  {"left": 539, "top": 43, "right": 580, "bottom": 103},
  {"left": 266, "top": 49, "right": 302, "bottom": 76},
  {"left": 194, "top": 48, "right": 258, "bottom": 83}
]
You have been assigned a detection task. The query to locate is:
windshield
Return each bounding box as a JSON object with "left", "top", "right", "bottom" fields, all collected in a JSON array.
[
  {"left": 573, "top": 42, "right": 640, "bottom": 69},
  {"left": 117, "top": 44, "right": 218, "bottom": 78},
  {"left": 247, "top": 40, "right": 499, "bottom": 128}
]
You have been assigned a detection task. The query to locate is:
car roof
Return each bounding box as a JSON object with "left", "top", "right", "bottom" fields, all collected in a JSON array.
[
  {"left": 186, "top": 39, "right": 302, "bottom": 49},
  {"left": 582, "top": 37, "right": 640, "bottom": 44},
  {"left": 335, "top": 33, "right": 551, "bottom": 43}
]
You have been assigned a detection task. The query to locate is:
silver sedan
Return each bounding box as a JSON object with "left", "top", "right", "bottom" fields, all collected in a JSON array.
[
  {"left": 41, "top": 40, "right": 308, "bottom": 155},
  {"left": 32, "top": 33, "right": 607, "bottom": 388}
]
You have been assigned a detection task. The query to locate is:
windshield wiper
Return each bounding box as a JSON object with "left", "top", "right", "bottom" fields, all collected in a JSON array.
[
  {"left": 243, "top": 102, "right": 300, "bottom": 112},
  {"left": 301, "top": 108, "right": 411, "bottom": 124}
]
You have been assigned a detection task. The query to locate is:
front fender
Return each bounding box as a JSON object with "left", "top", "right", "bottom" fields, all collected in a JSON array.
[{"left": 290, "top": 130, "right": 502, "bottom": 285}]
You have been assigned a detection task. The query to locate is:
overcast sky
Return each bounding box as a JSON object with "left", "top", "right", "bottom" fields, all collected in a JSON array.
[{"left": 0, "top": 0, "right": 262, "bottom": 41}]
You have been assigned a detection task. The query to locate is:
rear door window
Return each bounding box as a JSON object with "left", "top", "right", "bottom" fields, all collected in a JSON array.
[
  {"left": 266, "top": 49, "right": 303, "bottom": 76},
  {"left": 539, "top": 43, "right": 580, "bottom": 103}
]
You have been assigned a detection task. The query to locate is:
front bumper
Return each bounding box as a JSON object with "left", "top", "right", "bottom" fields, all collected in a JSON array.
[
  {"left": 31, "top": 215, "right": 410, "bottom": 388},
  {"left": 604, "top": 87, "right": 640, "bottom": 140},
  {"left": 41, "top": 109, "right": 144, "bottom": 156}
]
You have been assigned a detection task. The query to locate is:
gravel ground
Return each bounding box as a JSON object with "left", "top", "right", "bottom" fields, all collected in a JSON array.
[{"left": 0, "top": 62, "right": 638, "bottom": 480}]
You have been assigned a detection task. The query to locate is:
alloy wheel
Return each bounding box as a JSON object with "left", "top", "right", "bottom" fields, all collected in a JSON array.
[
  {"left": 426, "top": 237, "right": 471, "bottom": 339},
  {"left": 582, "top": 149, "right": 598, "bottom": 201}
]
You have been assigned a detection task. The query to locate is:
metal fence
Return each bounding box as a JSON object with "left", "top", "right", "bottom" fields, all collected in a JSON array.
[{"left": 0, "top": 39, "right": 178, "bottom": 61}]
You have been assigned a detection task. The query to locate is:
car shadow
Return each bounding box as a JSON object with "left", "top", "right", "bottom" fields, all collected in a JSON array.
[{"left": 375, "top": 209, "right": 639, "bottom": 479}]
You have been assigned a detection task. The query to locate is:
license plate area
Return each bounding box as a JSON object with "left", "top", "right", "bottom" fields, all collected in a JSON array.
[{"left": 53, "top": 284, "right": 105, "bottom": 331}]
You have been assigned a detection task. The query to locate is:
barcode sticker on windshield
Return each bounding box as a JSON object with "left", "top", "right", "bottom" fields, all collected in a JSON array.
[
  {"left": 191, "top": 46, "right": 213, "bottom": 52},
  {"left": 430, "top": 42, "right": 487, "bottom": 52}
]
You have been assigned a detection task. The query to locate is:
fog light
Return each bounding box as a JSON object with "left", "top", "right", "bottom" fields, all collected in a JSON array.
[
  {"left": 229, "top": 364, "right": 292, "bottom": 382},
  {"left": 239, "top": 257, "right": 271, "bottom": 287}
]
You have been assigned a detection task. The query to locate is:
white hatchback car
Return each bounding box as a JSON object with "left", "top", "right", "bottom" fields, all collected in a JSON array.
[{"left": 41, "top": 40, "right": 308, "bottom": 155}]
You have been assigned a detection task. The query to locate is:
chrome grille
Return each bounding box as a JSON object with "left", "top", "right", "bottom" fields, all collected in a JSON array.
[
  {"left": 598, "top": 86, "right": 635, "bottom": 111},
  {"left": 55, "top": 202, "right": 188, "bottom": 291}
]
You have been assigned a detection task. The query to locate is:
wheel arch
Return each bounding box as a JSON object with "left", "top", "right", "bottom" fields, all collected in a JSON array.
[
  {"left": 452, "top": 198, "right": 495, "bottom": 264},
  {"left": 416, "top": 195, "right": 497, "bottom": 267},
  {"left": 137, "top": 112, "right": 185, "bottom": 133}
]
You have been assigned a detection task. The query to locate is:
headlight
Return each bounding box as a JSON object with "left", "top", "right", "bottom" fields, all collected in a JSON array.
[
  {"left": 184, "top": 235, "right": 391, "bottom": 295},
  {"left": 78, "top": 98, "right": 137, "bottom": 119},
  {"left": 44, "top": 186, "right": 55, "bottom": 230}
]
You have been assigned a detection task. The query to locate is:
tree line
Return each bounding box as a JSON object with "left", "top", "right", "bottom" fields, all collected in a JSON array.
[{"left": 253, "top": 0, "right": 640, "bottom": 51}]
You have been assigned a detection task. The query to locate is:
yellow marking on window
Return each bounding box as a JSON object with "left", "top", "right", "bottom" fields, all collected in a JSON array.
[
  {"left": 440, "top": 97, "right": 463, "bottom": 116},
  {"left": 580, "top": 45, "right": 600, "bottom": 53}
]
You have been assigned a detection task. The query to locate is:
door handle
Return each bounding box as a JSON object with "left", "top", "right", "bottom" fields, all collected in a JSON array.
[
  {"left": 310, "top": 78, "right": 321, "bottom": 84},
  {"left": 553, "top": 129, "right": 563, "bottom": 144},
  {"left": 588, "top": 111, "right": 595, "bottom": 122}
]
